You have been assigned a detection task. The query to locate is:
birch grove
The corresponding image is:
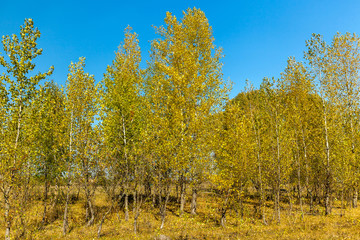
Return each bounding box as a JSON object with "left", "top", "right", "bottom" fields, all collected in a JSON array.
[{"left": 2, "top": 10, "right": 360, "bottom": 239}]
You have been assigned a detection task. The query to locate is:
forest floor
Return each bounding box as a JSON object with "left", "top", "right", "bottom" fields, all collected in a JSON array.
[{"left": 2, "top": 188, "right": 360, "bottom": 239}]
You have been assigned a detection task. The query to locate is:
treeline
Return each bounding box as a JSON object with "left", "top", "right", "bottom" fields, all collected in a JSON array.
[
  {"left": 1, "top": 7, "right": 360, "bottom": 240},
  {"left": 217, "top": 32, "right": 360, "bottom": 226}
]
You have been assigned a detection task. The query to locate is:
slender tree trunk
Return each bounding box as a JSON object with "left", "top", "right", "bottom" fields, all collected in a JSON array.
[
  {"left": 220, "top": 190, "right": 230, "bottom": 227},
  {"left": 4, "top": 188, "right": 11, "bottom": 240},
  {"left": 352, "top": 188, "right": 358, "bottom": 208},
  {"left": 191, "top": 187, "right": 197, "bottom": 215},
  {"left": 63, "top": 109, "right": 74, "bottom": 236},
  {"left": 133, "top": 191, "right": 138, "bottom": 234},
  {"left": 87, "top": 176, "right": 97, "bottom": 226},
  {"left": 19, "top": 161, "right": 33, "bottom": 238},
  {"left": 349, "top": 94, "right": 357, "bottom": 210},
  {"left": 251, "top": 102, "right": 267, "bottom": 225},
  {"left": 287, "top": 179, "right": 293, "bottom": 215},
  {"left": 124, "top": 192, "right": 129, "bottom": 221},
  {"left": 295, "top": 140, "right": 304, "bottom": 219},
  {"left": 85, "top": 201, "right": 89, "bottom": 223},
  {"left": 302, "top": 127, "right": 312, "bottom": 214},
  {"left": 63, "top": 184, "right": 70, "bottom": 236},
  {"left": 145, "top": 177, "right": 151, "bottom": 198},
  {"left": 324, "top": 178, "right": 331, "bottom": 215},
  {"left": 275, "top": 185, "right": 280, "bottom": 224},
  {"left": 4, "top": 105, "right": 23, "bottom": 240},
  {"left": 86, "top": 199, "right": 95, "bottom": 226},
  {"left": 51, "top": 180, "right": 60, "bottom": 212},
  {"left": 84, "top": 171, "right": 90, "bottom": 223},
  {"left": 239, "top": 186, "right": 244, "bottom": 219},
  {"left": 176, "top": 184, "right": 179, "bottom": 203},
  {"left": 42, "top": 175, "right": 49, "bottom": 226},
  {"left": 160, "top": 184, "right": 170, "bottom": 229},
  {"left": 322, "top": 99, "right": 332, "bottom": 215},
  {"left": 275, "top": 122, "right": 281, "bottom": 224},
  {"left": 258, "top": 157, "right": 266, "bottom": 224},
  {"left": 134, "top": 213, "right": 138, "bottom": 234},
  {"left": 348, "top": 190, "right": 352, "bottom": 208},
  {"left": 341, "top": 184, "right": 345, "bottom": 217},
  {"left": 297, "top": 162, "right": 304, "bottom": 218},
  {"left": 13, "top": 105, "right": 22, "bottom": 165},
  {"left": 152, "top": 185, "right": 157, "bottom": 207},
  {"left": 220, "top": 208, "right": 227, "bottom": 227},
  {"left": 253, "top": 124, "right": 267, "bottom": 225},
  {"left": 122, "top": 116, "right": 130, "bottom": 222},
  {"left": 309, "top": 188, "right": 314, "bottom": 214},
  {"left": 97, "top": 203, "right": 113, "bottom": 238},
  {"left": 133, "top": 189, "right": 143, "bottom": 234},
  {"left": 179, "top": 176, "right": 186, "bottom": 217}
]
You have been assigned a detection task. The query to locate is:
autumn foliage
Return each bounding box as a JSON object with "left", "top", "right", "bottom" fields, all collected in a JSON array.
[{"left": 1, "top": 9, "right": 360, "bottom": 240}]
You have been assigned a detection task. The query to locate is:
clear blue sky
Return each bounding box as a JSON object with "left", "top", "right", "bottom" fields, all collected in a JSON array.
[{"left": 2, "top": 0, "right": 360, "bottom": 98}]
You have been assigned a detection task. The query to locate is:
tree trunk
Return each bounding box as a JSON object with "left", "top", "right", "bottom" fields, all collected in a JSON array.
[
  {"left": 4, "top": 105, "right": 23, "bottom": 240},
  {"left": 323, "top": 100, "right": 331, "bottom": 216},
  {"left": 152, "top": 187, "right": 156, "bottom": 208},
  {"left": 309, "top": 188, "right": 314, "bottom": 214},
  {"left": 63, "top": 185, "right": 70, "bottom": 236},
  {"left": 191, "top": 187, "right": 197, "bottom": 215},
  {"left": 179, "top": 178, "right": 186, "bottom": 217},
  {"left": 86, "top": 199, "right": 95, "bottom": 226},
  {"left": 295, "top": 142, "right": 304, "bottom": 219},
  {"left": 160, "top": 186, "right": 170, "bottom": 229},
  {"left": 255, "top": 127, "right": 267, "bottom": 225},
  {"left": 302, "top": 127, "right": 312, "bottom": 214},
  {"left": 42, "top": 177, "right": 49, "bottom": 227},
  {"left": 64, "top": 109, "right": 73, "bottom": 236},
  {"left": 341, "top": 185, "right": 345, "bottom": 217},
  {"left": 275, "top": 123, "right": 281, "bottom": 224},
  {"left": 352, "top": 188, "right": 358, "bottom": 208},
  {"left": 274, "top": 186, "right": 280, "bottom": 224},
  {"left": 133, "top": 191, "right": 138, "bottom": 234},
  {"left": 324, "top": 178, "right": 331, "bottom": 215},
  {"left": 220, "top": 208, "right": 226, "bottom": 227},
  {"left": 258, "top": 157, "right": 267, "bottom": 224},
  {"left": 133, "top": 190, "right": 143, "bottom": 234},
  {"left": 124, "top": 192, "right": 129, "bottom": 221},
  {"left": 145, "top": 178, "right": 151, "bottom": 197},
  {"left": 97, "top": 204, "right": 113, "bottom": 238},
  {"left": 287, "top": 180, "right": 293, "bottom": 215},
  {"left": 176, "top": 184, "right": 179, "bottom": 203},
  {"left": 238, "top": 188, "right": 244, "bottom": 219},
  {"left": 4, "top": 190, "right": 11, "bottom": 240}
]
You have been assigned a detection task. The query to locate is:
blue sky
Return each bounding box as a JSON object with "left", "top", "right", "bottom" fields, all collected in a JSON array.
[{"left": 2, "top": 0, "right": 360, "bottom": 98}]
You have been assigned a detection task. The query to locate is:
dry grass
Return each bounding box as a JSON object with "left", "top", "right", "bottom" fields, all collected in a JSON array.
[{"left": 2, "top": 189, "right": 360, "bottom": 239}]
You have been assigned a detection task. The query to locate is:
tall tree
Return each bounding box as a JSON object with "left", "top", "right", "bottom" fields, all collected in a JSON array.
[
  {"left": 63, "top": 57, "right": 97, "bottom": 234},
  {"left": 280, "top": 57, "right": 321, "bottom": 216},
  {"left": 0, "top": 18, "right": 53, "bottom": 240},
  {"left": 327, "top": 33, "right": 360, "bottom": 208},
  {"left": 32, "top": 81, "right": 66, "bottom": 227},
  {"left": 305, "top": 33, "right": 334, "bottom": 215},
  {"left": 146, "top": 8, "right": 229, "bottom": 223},
  {"left": 260, "top": 78, "right": 285, "bottom": 223},
  {"left": 100, "top": 26, "right": 143, "bottom": 226},
  {"left": 213, "top": 100, "right": 254, "bottom": 227}
]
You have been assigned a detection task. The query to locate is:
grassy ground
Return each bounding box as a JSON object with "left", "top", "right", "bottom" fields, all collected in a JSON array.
[{"left": 2, "top": 188, "right": 360, "bottom": 239}]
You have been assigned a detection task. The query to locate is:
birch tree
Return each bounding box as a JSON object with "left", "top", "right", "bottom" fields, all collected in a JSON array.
[
  {"left": 32, "top": 81, "right": 66, "bottom": 227},
  {"left": 63, "top": 57, "right": 97, "bottom": 234},
  {"left": 327, "top": 33, "right": 360, "bottom": 208},
  {"left": 147, "top": 8, "right": 229, "bottom": 222},
  {"left": 100, "top": 26, "right": 143, "bottom": 226},
  {"left": 213, "top": 100, "right": 253, "bottom": 226},
  {"left": 0, "top": 18, "right": 53, "bottom": 239}
]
